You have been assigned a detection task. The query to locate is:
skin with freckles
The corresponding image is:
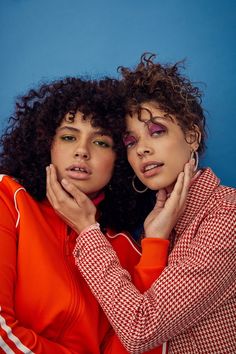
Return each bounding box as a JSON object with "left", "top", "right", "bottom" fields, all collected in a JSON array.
[{"left": 124, "top": 102, "right": 200, "bottom": 194}]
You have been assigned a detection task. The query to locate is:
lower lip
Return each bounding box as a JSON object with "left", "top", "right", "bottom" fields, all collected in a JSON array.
[
  {"left": 66, "top": 170, "right": 91, "bottom": 181},
  {"left": 143, "top": 165, "right": 163, "bottom": 178}
]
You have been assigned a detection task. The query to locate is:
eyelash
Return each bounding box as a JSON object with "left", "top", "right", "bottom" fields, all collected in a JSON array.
[
  {"left": 60, "top": 135, "right": 111, "bottom": 148},
  {"left": 123, "top": 136, "right": 136, "bottom": 149},
  {"left": 93, "top": 140, "right": 111, "bottom": 148},
  {"left": 61, "top": 135, "right": 75, "bottom": 141}
]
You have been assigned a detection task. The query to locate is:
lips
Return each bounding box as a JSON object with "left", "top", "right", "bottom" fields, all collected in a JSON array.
[
  {"left": 141, "top": 161, "right": 164, "bottom": 173},
  {"left": 66, "top": 164, "right": 91, "bottom": 174},
  {"left": 70, "top": 167, "right": 88, "bottom": 173},
  {"left": 65, "top": 164, "right": 92, "bottom": 180}
]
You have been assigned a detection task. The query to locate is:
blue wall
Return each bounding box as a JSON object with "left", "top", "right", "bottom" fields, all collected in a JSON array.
[{"left": 1, "top": 0, "right": 235, "bottom": 186}]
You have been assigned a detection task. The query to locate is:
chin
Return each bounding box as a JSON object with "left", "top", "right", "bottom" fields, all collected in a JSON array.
[{"left": 146, "top": 178, "right": 175, "bottom": 191}]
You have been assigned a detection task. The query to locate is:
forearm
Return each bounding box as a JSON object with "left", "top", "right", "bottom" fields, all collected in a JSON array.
[{"left": 74, "top": 223, "right": 235, "bottom": 353}]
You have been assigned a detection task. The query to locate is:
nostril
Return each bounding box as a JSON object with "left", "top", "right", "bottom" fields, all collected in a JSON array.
[{"left": 75, "top": 152, "right": 89, "bottom": 159}]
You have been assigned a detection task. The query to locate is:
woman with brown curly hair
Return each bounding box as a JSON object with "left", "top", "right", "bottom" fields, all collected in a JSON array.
[
  {"left": 0, "top": 75, "right": 191, "bottom": 353},
  {"left": 47, "top": 54, "right": 236, "bottom": 353}
]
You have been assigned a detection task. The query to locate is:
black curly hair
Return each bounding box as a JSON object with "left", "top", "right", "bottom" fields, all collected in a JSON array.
[{"left": 0, "top": 76, "right": 146, "bottom": 233}]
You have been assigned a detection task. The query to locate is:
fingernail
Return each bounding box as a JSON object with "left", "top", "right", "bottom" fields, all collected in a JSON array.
[{"left": 61, "top": 178, "right": 68, "bottom": 185}]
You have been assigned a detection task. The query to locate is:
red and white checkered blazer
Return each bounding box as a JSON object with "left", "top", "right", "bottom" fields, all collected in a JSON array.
[{"left": 74, "top": 168, "right": 236, "bottom": 353}]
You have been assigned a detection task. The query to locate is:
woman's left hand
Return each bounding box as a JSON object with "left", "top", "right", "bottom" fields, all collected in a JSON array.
[
  {"left": 46, "top": 164, "right": 96, "bottom": 234},
  {"left": 144, "top": 160, "right": 194, "bottom": 239}
]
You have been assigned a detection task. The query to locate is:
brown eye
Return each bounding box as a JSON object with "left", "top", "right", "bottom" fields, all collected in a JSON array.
[
  {"left": 94, "top": 140, "right": 110, "bottom": 148},
  {"left": 61, "top": 135, "right": 76, "bottom": 141}
]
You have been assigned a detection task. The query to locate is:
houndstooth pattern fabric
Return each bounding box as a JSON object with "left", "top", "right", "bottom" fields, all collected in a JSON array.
[{"left": 74, "top": 168, "right": 236, "bottom": 354}]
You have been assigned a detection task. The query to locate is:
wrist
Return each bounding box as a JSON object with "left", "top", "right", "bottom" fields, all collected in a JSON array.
[
  {"left": 144, "top": 232, "right": 169, "bottom": 239},
  {"left": 79, "top": 222, "right": 100, "bottom": 236}
]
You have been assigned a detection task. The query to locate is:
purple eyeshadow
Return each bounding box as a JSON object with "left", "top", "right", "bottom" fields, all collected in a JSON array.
[{"left": 148, "top": 122, "right": 166, "bottom": 134}]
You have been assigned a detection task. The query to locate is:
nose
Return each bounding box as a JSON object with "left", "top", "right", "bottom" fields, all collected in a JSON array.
[
  {"left": 74, "top": 143, "right": 90, "bottom": 160},
  {"left": 136, "top": 144, "right": 153, "bottom": 158}
]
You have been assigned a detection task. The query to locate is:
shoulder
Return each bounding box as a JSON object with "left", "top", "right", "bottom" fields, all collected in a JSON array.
[
  {"left": 196, "top": 171, "right": 236, "bottom": 243},
  {"left": 182, "top": 169, "right": 236, "bottom": 240},
  {"left": 197, "top": 168, "right": 236, "bottom": 210},
  {"left": 214, "top": 185, "right": 236, "bottom": 208},
  {"left": 0, "top": 174, "right": 25, "bottom": 195},
  {"left": 0, "top": 175, "right": 27, "bottom": 227}
]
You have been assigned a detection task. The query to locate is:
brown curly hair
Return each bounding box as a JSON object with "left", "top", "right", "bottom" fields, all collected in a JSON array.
[
  {"left": 105, "top": 53, "right": 209, "bottom": 238},
  {"left": 119, "top": 52, "right": 207, "bottom": 155},
  {"left": 0, "top": 76, "right": 140, "bottom": 232}
]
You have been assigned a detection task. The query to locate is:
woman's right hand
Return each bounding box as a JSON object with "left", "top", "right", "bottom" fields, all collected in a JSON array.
[
  {"left": 144, "top": 160, "right": 194, "bottom": 239},
  {"left": 46, "top": 164, "right": 97, "bottom": 234}
]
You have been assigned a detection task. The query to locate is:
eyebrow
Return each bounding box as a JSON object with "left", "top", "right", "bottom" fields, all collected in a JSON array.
[
  {"left": 57, "top": 126, "right": 112, "bottom": 137},
  {"left": 125, "top": 117, "right": 165, "bottom": 132}
]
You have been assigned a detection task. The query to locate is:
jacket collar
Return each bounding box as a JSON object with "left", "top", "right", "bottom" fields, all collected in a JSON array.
[{"left": 174, "top": 168, "right": 220, "bottom": 237}]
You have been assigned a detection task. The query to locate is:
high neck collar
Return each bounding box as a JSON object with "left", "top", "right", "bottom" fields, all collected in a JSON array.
[
  {"left": 91, "top": 190, "right": 105, "bottom": 207},
  {"left": 174, "top": 168, "right": 220, "bottom": 236}
]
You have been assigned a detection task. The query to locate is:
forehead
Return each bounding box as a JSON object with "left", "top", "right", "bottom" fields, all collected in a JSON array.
[
  {"left": 60, "top": 111, "right": 97, "bottom": 132},
  {"left": 59, "top": 111, "right": 113, "bottom": 138},
  {"left": 126, "top": 102, "right": 176, "bottom": 126}
]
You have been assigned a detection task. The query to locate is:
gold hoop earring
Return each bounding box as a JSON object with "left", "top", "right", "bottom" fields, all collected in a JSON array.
[
  {"left": 132, "top": 175, "right": 148, "bottom": 193},
  {"left": 191, "top": 150, "right": 199, "bottom": 172}
]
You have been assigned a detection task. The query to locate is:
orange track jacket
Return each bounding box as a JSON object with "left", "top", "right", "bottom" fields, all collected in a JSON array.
[{"left": 0, "top": 175, "right": 169, "bottom": 353}]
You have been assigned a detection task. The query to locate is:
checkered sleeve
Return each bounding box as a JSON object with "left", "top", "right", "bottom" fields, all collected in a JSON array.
[{"left": 74, "top": 206, "right": 236, "bottom": 353}]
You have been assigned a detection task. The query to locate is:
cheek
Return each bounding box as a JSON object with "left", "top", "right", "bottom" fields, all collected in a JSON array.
[
  {"left": 169, "top": 143, "right": 191, "bottom": 172},
  {"left": 100, "top": 154, "right": 116, "bottom": 174},
  {"left": 50, "top": 143, "right": 66, "bottom": 165},
  {"left": 50, "top": 145, "right": 56, "bottom": 163}
]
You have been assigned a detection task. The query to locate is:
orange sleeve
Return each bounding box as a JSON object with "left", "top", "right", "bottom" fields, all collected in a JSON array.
[
  {"left": 134, "top": 238, "right": 170, "bottom": 292},
  {"left": 0, "top": 192, "right": 75, "bottom": 354}
]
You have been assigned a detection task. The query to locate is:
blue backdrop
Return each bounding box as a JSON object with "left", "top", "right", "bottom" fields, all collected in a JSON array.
[{"left": 0, "top": 0, "right": 235, "bottom": 186}]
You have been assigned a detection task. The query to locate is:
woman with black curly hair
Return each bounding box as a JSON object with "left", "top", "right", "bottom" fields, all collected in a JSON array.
[
  {"left": 0, "top": 75, "right": 184, "bottom": 353},
  {"left": 48, "top": 54, "right": 236, "bottom": 354}
]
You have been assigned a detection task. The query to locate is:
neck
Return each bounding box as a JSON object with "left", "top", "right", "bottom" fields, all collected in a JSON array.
[{"left": 166, "top": 169, "right": 202, "bottom": 195}]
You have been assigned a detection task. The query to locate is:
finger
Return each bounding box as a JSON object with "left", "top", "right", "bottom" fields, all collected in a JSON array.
[
  {"left": 61, "top": 178, "right": 89, "bottom": 205},
  {"left": 164, "top": 171, "right": 185, "bottom": 215},
  {"left": 46, "top": 165, "right": 64, "bottom": 209},
  {"left": 178, "top": 162, "right": 192, "bottom": 207},
  {"left": 46, "top": 165, "right": 56, "bottom": 205},
  {"left": 46, "top": 165, "right": 72, "bottom": 209},
  {"left": 153, "top": 189, "right": 167, "bottom": 210},
  {"left": 170, "top": 171, "right": 184, "bottom": 199}
]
